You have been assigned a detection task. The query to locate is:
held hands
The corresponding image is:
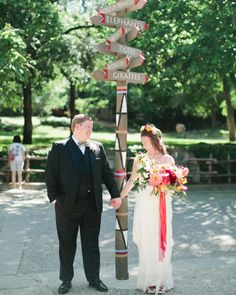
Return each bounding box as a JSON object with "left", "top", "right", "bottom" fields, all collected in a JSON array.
[
  {"left": 109, "top": 197, "right": 122, "bottom": 210},
  {"left": 109, "top": 190, "right": 128, "bottom": 210}
]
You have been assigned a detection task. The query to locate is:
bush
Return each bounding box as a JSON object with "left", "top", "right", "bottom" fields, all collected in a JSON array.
[
  {"left": 75, "top": 97, "right": 110, "bottom": 120},
  {"left": 40, "top": 116, "right": 70, "bottom": 127},
  {"left": 0, "top": 118, "right": 19, "bottom": 132}
]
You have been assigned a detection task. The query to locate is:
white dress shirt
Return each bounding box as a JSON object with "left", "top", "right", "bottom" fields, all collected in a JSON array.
[{"left": 72, "top": 135, "right": 86, "bottom": 155}]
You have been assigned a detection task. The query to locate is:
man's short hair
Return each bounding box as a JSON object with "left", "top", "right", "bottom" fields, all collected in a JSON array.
[{"left": 71, "top": 114, "right": 93, "bottom": 132}]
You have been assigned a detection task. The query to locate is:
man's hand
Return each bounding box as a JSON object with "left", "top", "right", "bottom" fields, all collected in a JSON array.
[{"left": 109, "top": 197, "right": 122, "bottom": 210}]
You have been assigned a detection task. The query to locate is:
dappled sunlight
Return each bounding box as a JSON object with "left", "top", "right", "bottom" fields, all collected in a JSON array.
[
  {"left": 209, "top": 235, "right": 236, "bottom": 247},
  {"left": 102, "top": 187, "right": 236, "bottom": 264},
  {"left": 1, "top": 189, "right": 48, "bottom": 216},
  {"left": 0, "top": 185, "right": 235, "bottom": 276},
  {"left": 173, "top": 188, "right": 236, "bottom": 259},
  {"left": 100, "top": 237, "right": 115, "bottom": 247}
]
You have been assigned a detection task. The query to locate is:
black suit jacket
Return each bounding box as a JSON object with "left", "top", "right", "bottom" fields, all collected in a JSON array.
[{"left": 45, "top": 137, "right": 119, "bottom": 212}]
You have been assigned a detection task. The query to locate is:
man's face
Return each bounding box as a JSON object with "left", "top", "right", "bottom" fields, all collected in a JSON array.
[{"left": 75, "top": 120, "right": 93, "bottom": 141}]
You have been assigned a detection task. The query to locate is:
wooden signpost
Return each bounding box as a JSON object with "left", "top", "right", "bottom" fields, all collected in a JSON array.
[{"left": 91, "top": 0, "right": 149, "bottom": 280}]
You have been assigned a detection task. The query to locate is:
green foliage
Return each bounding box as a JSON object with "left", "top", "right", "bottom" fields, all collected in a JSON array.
[
  {"left": 0, "top": 23, "right": 30, "bottom": 81},
  {"left": 0, "top": 0, "right": 67, "bottom": 110},
  {"left": 75, "top": 97, "right": 110, "bottom": 119},
  {"left": 40, "top": 116, "right": 70, "bottom": 127},
  {"left": 33, "top": 75, "right": 68, "bottom": 115},
  {"left": 0, "top": 118, "right": 19, "bottom": 132},
  {"left": 0, "top": 23, "right": 30, "bottom": 109},
  {"left": 131, "top": 0, "right": 236, "bottom": 125}
]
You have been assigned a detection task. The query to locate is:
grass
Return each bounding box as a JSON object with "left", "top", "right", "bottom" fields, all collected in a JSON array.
[{"left": 0, "top": 116, "right": 234, "bottom": 148}]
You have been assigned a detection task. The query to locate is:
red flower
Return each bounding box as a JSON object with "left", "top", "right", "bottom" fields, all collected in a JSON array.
[
  {"left": 162, "top": 174, "right": 171, "bottom": 185},
  {"left": 166, "top": 169, "right": 177, "bottom": 184}
]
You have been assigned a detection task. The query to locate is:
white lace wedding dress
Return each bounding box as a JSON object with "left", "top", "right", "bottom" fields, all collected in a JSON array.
[
  {"left": 131, "top": 153, "right": 175, "bottom": 293},
  {"left": 133, "top": 186, "right": 174, "bottom": 293}
]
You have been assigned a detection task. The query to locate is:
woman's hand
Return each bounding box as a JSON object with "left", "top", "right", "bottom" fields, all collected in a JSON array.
[{"left": 120, "top": 191, "right": 127, "bottom": 199}]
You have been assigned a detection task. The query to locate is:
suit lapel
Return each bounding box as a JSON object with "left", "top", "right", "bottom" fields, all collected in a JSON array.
[
  {"left": 66, "top": 137, "right": 82, "bottom": 174},
  {"left": 88, "top": 146, "right": 96, "bottom": 176},
  {"left": 87, "top": 141, "right": 100, "bottom": 181}
]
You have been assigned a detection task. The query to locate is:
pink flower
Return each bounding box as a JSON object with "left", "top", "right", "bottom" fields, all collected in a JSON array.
[
  {"left": 181, "top": 185, "right": 188, "bottom": 191},
  {"left": 162, "top": 173, "right": 171, "bottom": 185},
  {"left": 149, "top": 173, "right": 162, "bottom": 187},
  {"left": 182, "top": 167, "right": 189, "bottom": 177}
]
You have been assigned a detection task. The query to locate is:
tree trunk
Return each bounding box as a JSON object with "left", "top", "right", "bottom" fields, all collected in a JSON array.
[
  {"left": 211, "top": 108, "right": 217, "bottom": 128},
  {"left": 23, "top": 81, "right": 33, "bottom": 144},
  {"left": 68, "top": 81, "right": 77, "bottom": 135},
  {"left": 223, "top": 77, "right": 236, "bottom": 141},
  {"left": 68, "top": 81, "right": 76, "bottom": 120}
]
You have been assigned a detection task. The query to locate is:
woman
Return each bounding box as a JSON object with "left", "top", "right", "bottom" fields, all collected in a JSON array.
[
  {"left": 8, "top": 135, "right": 25, "bottom": 189},
  {"left": 120, "top": 124, "right": 175, "bottom": 294}
]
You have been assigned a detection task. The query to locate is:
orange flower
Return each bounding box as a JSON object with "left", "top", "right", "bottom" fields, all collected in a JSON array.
[
  {"left": 176, "top": 186, "right": 182, "bottom": 192},
  {"left": 146, "top": 126, "right": 152, "bottom": 132}
]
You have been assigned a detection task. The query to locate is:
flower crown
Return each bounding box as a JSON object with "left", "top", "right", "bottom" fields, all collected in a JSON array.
[{"left": 140, "top": 125, "right": 162, "bottom": 138}]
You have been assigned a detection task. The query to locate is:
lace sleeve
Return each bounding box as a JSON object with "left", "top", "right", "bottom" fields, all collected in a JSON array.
[{"left": 166, "top": 154, "right": 175, "bottom": 166}]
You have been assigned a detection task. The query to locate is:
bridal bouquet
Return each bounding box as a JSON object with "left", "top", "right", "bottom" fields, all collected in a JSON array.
[{"left": 135, "top": 153, "right": 189, "bottom": 197}]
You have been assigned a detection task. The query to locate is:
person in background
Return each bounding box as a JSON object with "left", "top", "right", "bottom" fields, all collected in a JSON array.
[{"left": 8, "top": 135, "right": 25, "bottom": 189}]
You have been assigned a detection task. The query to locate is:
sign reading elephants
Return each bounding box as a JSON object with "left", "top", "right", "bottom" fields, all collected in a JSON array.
[{"left": 90, "top": 0, "right": 149, "bottom": 280}]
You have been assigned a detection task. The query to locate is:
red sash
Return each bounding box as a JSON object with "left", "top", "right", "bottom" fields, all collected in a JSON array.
[{"left": 159, "top": 191, "right": 166, "bottom": 261}]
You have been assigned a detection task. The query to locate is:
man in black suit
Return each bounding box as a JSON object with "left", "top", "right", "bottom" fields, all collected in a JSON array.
[{"left": 46, "top": 114, "right": 121, "bottom": 294}]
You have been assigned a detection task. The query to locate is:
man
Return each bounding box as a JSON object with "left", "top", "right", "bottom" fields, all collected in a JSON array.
[{"left": 46, "top": 114, "right": 121, "bottom": 294}]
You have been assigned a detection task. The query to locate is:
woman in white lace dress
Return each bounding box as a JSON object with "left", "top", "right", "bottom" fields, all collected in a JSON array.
[{"left": 120, "top": 125, "right": 175, "bottom": 294}]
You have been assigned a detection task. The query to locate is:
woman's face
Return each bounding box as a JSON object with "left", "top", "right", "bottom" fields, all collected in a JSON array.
[{"left": 141, "top": 136, "right": 155, "bottom": 153}]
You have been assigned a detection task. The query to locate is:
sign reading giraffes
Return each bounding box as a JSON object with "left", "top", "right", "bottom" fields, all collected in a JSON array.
[{"left": 91, "top": 0, "right": 149, "bottom": 280}]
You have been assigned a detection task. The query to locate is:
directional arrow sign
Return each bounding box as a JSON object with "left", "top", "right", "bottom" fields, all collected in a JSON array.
[
  {"left": 126, "top": 27, "right": 140, "bottom": 42},
  {"left": 105, "top": 55, "right": 145, "bottom": 70},
  {"left": 126, "top": 0, "right": 148, "bottom": 13},
  {"left": 97, "top": 43, "right": 116, "bottom": 56},
  {"left": 106, "top": 41, "right": 144, "bottom": 57},
  {"left": 106, "top": 57, "right": 130, "bottom": 70},
  {"left": 97, "top": 0, "right": 139, "bottom": 14},
  {"left": 92, "top": 69, "right": 149, "bottom": 84},
  {"left": 107, "top": 27, "right": 126, "bottom": 42},
  {"left": 107, "top": 27, "right": 140, "bottom": 43},
  {"left": 128, "top": 55, "right": 145, "bottom": 69},
  {"left": 91, "top": 13, "right": 148, "bottom": 32}
]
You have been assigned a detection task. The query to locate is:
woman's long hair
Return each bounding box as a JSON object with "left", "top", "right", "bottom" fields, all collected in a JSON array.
[{"left": 140, "top": 124, "right": 167, "bottom": 155}]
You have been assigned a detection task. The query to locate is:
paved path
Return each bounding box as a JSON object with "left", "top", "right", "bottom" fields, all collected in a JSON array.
[{"left": 0, "top": 184, "right": 235, "bottom": 295}]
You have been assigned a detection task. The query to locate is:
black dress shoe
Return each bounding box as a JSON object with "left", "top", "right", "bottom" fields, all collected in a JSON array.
[
  {"left": 89, "top": 278, "right": 108, "bottom": 292},
  {"left": 58, "top": 280, "right": 72, "bottom": 294}
]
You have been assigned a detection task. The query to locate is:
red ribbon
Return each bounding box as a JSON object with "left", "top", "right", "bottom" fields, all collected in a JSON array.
[{"left": 159, "top": 191, "right": 166, "bottom": 261}]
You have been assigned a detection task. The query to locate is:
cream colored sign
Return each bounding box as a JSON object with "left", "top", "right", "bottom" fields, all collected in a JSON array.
[
  {"left": 107, "top": 41, "right": 143, "bottom": 57},
  {"left": 98, "top": 0, "right": 137, "bottom": 14},
  {"left": 91, "top": 13, "right": 148, "bottom": 32},
  {"left": 92, "top": 69, "right": 149, "bottom": 84}
]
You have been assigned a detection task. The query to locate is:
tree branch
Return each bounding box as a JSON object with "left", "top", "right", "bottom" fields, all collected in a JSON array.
[{"left": 63, "top": 24, "right": 95, "bottom": 34}]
